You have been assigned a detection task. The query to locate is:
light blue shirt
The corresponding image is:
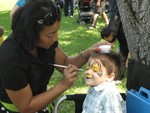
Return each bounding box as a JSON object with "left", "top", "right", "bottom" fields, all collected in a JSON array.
[
  {"left": 82, "top": 81, "right": 126, "bottom": 113},
  {"left": 16, "top": 0, "right": 26, "bottom": 7}
]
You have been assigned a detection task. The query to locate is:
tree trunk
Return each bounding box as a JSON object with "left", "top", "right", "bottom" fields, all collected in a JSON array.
[{"left": 116, "top": 0, "right": 150, "bottom": 65}]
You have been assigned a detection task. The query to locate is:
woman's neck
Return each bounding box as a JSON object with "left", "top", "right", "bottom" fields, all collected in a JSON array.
[{"left": 29, "top": 47, "right": 39, "bottom": 58}]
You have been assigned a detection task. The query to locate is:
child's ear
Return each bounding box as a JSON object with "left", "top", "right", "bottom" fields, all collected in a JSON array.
[{"left": 106, "top": 73, "right": 115, "bottom": 82}]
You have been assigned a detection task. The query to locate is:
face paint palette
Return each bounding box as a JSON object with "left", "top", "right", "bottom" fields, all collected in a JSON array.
[{"left": 98, "top": 45, "right": 112, "bottom": 53}]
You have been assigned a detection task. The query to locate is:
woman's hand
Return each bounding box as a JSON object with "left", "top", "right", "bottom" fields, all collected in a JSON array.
[
  {"left": 61, "top": 64, "right": 78, "bottom": 89},
  {"left": 82, "top": 42, "right": 111, "bottom": 59}
]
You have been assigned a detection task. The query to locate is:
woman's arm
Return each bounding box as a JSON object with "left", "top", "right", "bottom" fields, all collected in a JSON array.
[
  {"left": 54, "top": 42, "right": 109, "bottom": 72},
  {"left": 6, "top": 64, "right": 78, "bottom": 113},
  {"left": 54, "top": 46, "right": 87, "bottom": 72}
]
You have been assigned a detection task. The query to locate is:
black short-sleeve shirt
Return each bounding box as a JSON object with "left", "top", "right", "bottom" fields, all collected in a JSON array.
[{"left": 0, "top": 35, "right": 58, "bottom": 103}]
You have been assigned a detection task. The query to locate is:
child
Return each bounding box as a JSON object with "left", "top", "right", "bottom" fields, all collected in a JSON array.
[
  {"left": 101, "top": 16, "right": 129, "bottom": 58},
  {"left": 0, "top": 26, "right": 5, "bottom": 45},
  {"left": 101, "top": 26, "right": 117, "bottom": 43},
  {"left": 82, "top": 52, "right": 126, "bottom": 113},
  {"left": 100, "top": 26, "right": 120, "bottom": 54},
  {"left": 101, "top": 25, "right": 129, "bottom": 68}
]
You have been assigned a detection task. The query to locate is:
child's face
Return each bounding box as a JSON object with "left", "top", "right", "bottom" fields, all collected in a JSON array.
[
  {"left": 104, "top": 34, "right": 113, "bottom": 42},
  {"left": 84, "top": 57, "right": 109, "bottom": 86}
]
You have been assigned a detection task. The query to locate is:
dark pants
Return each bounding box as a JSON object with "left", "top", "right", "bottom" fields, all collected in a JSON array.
[
  {"left": 64, "top": 0, "right": 74, "bottom": 16},
  {"left": 109, "top": 0, "right": 118, "bottom": 20},
  {"left": 117, "top": 22, "right": 129, "bottom": 61},
  {"left": 56, "top": 0, "right": 64, "bottom": 9}
]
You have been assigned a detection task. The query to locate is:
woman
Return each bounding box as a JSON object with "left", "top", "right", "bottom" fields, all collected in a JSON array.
[{"left": 0, "top": 0, "right": 104, "bottom": 113}]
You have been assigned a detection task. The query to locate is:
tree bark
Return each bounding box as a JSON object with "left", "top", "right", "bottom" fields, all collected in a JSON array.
[{"left": 116, "top": 0, "right": 150, "bottom": 65}]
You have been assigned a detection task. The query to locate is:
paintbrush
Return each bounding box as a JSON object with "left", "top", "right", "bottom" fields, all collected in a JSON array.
[{"left": 49, "top": 63, "right": 84, "bottom": 71}]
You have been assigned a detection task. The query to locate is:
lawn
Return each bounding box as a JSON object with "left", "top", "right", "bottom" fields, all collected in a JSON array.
[{"left": 0, "top": 0, "right": 126, "bottom": 112}]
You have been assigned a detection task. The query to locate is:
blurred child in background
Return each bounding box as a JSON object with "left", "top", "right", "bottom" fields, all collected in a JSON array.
[
  {"left": 100, "top": 14, "right": 129, "bottom": 67},
  {"left": 0, "top": 26, "right": 5, "bottom": 45}
]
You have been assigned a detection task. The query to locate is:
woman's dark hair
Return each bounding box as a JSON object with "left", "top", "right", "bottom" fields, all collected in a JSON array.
[{"left": 12, "top": 0, "right": 61, "bottom": 50}]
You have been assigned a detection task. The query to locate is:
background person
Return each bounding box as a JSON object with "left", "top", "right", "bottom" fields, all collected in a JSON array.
[
  {"left": 89, "top": 0, "right": 109, "bottom": 29},
  {"left": 0, "top": 0, "right": 104, "bottom": 112},
  {"left": 64, "top": 0, "right": 74, "bottom": 17},
  {"left": 10, "top": 0, "right": 26, "bottom": 19},
  {"left": 100, "top": 25, "right": 120, "bottom": 54},
  {"left": 0, "top": 26, "right": 5, "bottom": 45},
  {"left": 108, "top": 0, "right": 129, "bottom": 63},
  {"left": 55, "top": 0, "right": 64, "bottom": 9},
  {"left": 101, "top": 13, "right": 129, "bottom": 69},
  {"left": 82, "top": 52, "right": 126, "bottom": 113},
  {"left": 109, "top": 0, "right": 118, "bottom": 20}
]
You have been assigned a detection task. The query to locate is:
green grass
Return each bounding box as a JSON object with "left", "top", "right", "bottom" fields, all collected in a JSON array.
[
  {"left": 0, "top": 1, "right": 127, "bottom": 112},
  {"left": 0, "top": 0, "right": 16, "bottom": 39}
]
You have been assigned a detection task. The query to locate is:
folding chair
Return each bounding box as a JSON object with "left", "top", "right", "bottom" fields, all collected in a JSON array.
[
  {"left": 54, "top": 94, "right": 86, "bottom": 113},
  {"left": 54, "top": 93, "right": 126, "bottom": 113}
]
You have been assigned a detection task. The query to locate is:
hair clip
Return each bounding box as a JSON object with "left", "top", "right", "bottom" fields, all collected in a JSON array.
[
  {"left": 44, "top": 12, "right": 52, "bottom": 18},
  {"left": 37, "top": 19, "right": 44, "bottom": 24},
  {"left": 37, "top": 12, "right": 53, "bottom": 25}
]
